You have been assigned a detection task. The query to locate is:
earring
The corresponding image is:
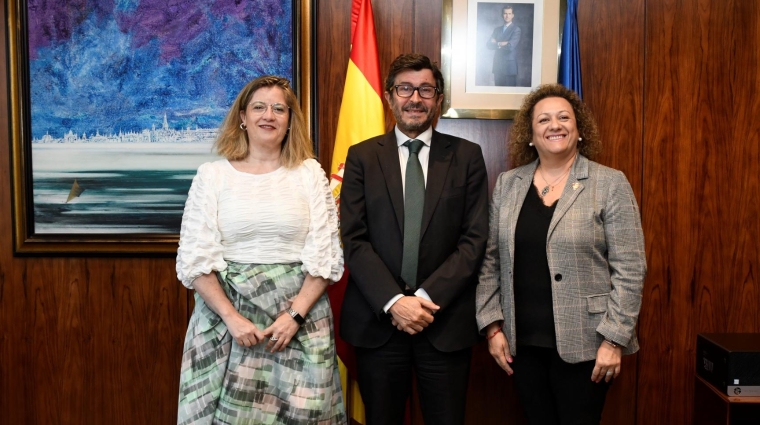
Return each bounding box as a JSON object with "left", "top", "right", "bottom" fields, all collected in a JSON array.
[
  {"left": 529, "top": 142, "right": 534, "bottom": 147},
  {"left": 578, "top": 137, "right": 583, "bottom": 142},
  {"left": 240, "top": 123, "right": 247, "bottom": 130}
]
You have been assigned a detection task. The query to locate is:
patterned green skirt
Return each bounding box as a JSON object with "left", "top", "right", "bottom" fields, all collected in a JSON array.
[{"left": 177, "top": 262, "right": 346, "bottom": 425}]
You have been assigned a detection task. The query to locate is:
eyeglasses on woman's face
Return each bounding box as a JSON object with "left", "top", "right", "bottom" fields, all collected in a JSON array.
[{"left": 248, "top": 101, "right": 289, "bottom": 116}]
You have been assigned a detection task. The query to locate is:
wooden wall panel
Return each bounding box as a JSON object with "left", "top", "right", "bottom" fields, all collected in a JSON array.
[
  {"left": 1, "top": 255, "right": 186, "bottom": 424},
  {"left": 639, "top": 0, "right": 760, "bottom": 424},
  {"left": 579, "top": 0, "right": 645, "bottom": 194},
  {"left": 435, "top": 118, "right": 511, "bottom": 194},
  {"left": 315, "top": 0, "right": 353, "bottom": 166},
  {"left": 577, "top": 0, "right": 645, "bottom": 423},
  {"left": 0, "top": 5, "right": 25, "bottom": 422}
]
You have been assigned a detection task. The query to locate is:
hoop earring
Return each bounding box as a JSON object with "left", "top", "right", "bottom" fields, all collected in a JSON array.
[{"left": 240, "top": 123, "right": 247, "bottom": 130}]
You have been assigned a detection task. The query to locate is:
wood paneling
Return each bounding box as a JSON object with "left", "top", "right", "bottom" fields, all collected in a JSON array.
[
  {"left": 578, "top": 0, "right": 645, "bottom": 194},
  {"left": 577, "top": 0, "right": 645, "bottom": 423},
  {"left": 0, "top": 255, "right": 187, "bottom": 424},
  {"left": 435, "top": 118, "right": 511, "bottom": 194},
  {"left": 315, "top": 0, "right": 352, "bottom": 166},
  {"left": 639, "top": 0, "right": 760, "bottom": 423}
]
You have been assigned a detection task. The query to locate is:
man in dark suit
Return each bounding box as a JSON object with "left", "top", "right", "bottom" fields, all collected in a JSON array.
[
  {"left": 339, "top": 53, "right": 489, "bottom": 425},
  {"left": 487, "top": 5, "right": 521, "bottom": 86}
]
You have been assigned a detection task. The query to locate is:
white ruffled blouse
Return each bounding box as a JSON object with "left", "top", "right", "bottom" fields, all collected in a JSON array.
[{"left": 176, "top": 158, "right": 344, "bottom": 288}]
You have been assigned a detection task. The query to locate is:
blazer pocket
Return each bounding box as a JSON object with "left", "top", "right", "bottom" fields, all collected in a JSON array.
[
  {"left": 440, "top": 185, "right": 465, "bottom": 199},
  {"left": 586, "top": 293, "right": 609, "bottom": 313}
]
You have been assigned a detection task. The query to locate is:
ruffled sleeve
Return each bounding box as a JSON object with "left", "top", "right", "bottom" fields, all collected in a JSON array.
[
  {"left": 299, "top": 159, "right": 344, "bottom": 282},
  {"left": 176, "top": 162, "right": 228, "bottom": 288}
]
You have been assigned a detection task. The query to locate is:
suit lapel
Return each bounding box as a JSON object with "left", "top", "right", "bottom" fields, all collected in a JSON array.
[
  {"left": 502, "top": 24, "right": 516, "bottom": 41},
  {"left": 509, "top": 161, "right": 538, "bottom": 265},
  {"left": 548, "top": 155, "right": 589, "bottom": 239},
  {"left": 376, "top": 132, "right": 405, "bottom": 233},
  {"left": 420, "top": 131, "right": 453, "bottom": 238}
]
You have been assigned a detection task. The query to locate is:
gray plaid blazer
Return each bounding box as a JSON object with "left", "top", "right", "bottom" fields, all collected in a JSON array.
[{"left": 475, "top": 155, "right": 646, "bottom": 363}]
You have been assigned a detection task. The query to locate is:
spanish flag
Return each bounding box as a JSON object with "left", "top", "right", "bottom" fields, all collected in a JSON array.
[{"left": 326, "top": 0, "right": 384, "bottom": 423}]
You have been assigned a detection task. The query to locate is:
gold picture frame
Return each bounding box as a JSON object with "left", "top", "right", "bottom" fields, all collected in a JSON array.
[{"left": 441, "top": 0, "right": 565, "bottom": 119}]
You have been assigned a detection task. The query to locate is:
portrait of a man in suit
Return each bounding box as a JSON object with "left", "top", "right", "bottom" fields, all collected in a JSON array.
[
  {"left": 339, "top": 53, "right": 489, "bottom": 425},
  {"left": 487, "top": 5, "right": 522, "bottom": 86}
]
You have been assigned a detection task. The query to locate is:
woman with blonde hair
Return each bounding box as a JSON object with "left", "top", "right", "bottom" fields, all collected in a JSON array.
[{"left": 176, "top": 76, "right": 346, "bottom": 424}]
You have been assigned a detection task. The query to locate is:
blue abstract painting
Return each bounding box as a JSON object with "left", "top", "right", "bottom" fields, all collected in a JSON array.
[{"left": 26, "top": 0, "right": 294, "bottom": 234}]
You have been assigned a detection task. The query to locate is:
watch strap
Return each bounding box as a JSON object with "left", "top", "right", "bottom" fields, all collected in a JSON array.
[{"left": 287, "top": 308, "right": 305, "bottom": 325}]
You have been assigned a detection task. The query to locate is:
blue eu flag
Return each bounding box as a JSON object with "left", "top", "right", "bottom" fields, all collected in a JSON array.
[{"left": 558, "top": 0, "right": 582, "bottom": 98}]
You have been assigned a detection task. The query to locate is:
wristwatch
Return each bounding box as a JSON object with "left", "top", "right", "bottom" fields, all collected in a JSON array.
[{"left": 286, "top": 308, "right": 305, "bottom": 325}]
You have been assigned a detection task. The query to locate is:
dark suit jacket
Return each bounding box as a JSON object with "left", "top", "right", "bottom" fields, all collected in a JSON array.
[
  {"left": 487, "top": 23, "right": 521, "bottom": 76},
  {"left": 339, "top": 130, "right": 489, "bottom": 352}
]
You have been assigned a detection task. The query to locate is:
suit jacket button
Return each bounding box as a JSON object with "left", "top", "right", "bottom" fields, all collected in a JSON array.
[{"left": 554, "top": 273, "right": 562, "bottom": 281}]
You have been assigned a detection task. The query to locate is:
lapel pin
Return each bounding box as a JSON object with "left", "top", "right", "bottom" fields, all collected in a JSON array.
[{"left": 572, "top": 182, "right": 580, "bottom": 191}]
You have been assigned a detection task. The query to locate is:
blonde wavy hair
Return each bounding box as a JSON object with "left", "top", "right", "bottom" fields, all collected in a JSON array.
[
  {"left": 509, "top": 84, "right": 601, "bottom": 167},
  {"left": 214, "top": 76, "right": 313, "bottom": 168}
]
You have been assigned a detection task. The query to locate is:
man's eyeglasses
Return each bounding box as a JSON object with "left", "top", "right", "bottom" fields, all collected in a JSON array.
[
  {"left": 393, "top": 85, "right": 439, "bottom": 99},
  {"left": 248, "top": 102, "right": 289, "bottom": 116}
]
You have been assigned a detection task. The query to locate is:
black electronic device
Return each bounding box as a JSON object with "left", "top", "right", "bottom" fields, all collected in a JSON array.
[{"left": 697, "top": 333, "right": 760, "bottom": 397}]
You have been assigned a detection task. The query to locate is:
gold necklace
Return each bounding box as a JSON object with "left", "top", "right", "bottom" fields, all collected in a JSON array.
[{"left": 537, "top": 157, "right": 574, "bottom": 198}]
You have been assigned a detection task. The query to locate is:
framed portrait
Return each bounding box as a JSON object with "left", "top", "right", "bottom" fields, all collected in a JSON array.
[
  {"left": 7, "top": 0, "right": 314, "bottom": 255},
  {"left": 441, "top": 0, "right": 564, "bottom": 119}
]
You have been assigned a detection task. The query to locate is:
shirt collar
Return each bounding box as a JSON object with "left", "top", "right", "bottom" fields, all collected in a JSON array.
[{"left": 395, "top": 126, "right": 433, "bottom": 148}]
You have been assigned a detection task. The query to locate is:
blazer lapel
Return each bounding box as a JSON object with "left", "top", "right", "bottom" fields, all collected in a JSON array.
[
  {"left": 420, "top": 131, "right": 453, "bottom": 238},
  {"left": 505, "top": 24, "right": 516, "bottom": 40},
  {"left": 548, "top": 155, "right": 589, "bottom": 239},
  {"left": 499, "top": 24, "right": 515, "bottom": 41},
  {"left": 376, "top": 132, "right": 405, "bottom": 233},
  {"left": 509, "top": 160, "right": 538, "bottom": 265}
]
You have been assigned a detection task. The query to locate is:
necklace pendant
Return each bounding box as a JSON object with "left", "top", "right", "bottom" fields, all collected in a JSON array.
[{"left": 540, "top": 186, "right": 550, "bottom": 197}]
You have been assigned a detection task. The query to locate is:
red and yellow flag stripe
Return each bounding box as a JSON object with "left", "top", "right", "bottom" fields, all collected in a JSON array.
[{"left": 326, "top": 0, "right": 384, "bottom": 424}]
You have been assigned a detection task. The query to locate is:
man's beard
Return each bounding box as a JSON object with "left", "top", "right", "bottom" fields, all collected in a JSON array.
[{"left": 394, "top": 101, "right": 433, "bottom": 133}]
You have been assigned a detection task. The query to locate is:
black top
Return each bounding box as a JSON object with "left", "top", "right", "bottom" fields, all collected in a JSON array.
[{"left": 513, "top": 184, "right": 558, "bottom": 348}]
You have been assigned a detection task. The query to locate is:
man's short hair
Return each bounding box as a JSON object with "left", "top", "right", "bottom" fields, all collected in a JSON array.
[{"left": 384, "top": 53, "right": 444, "bottom": 95}]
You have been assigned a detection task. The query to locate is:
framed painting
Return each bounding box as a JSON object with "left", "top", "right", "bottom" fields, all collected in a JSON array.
[
  {"left": 441, "top": 0, "right": 565, "bottom": 119},
  {"left": 7, "top": 0, "right": 314, "bottom": 255}
]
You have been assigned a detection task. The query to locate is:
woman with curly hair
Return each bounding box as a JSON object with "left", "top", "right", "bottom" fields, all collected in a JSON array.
[{"left": 475, "top": 84, "right": 646, "bottom": 424}]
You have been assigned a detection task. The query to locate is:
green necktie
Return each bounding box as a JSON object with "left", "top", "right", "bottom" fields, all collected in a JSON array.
[{"left": 401, "top": 139, "right": 425, "bottom": 289}]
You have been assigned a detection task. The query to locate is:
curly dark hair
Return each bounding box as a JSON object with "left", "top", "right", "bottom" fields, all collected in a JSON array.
[{"left": 509, "top": 84, "right": 601, "bottom": 167}]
